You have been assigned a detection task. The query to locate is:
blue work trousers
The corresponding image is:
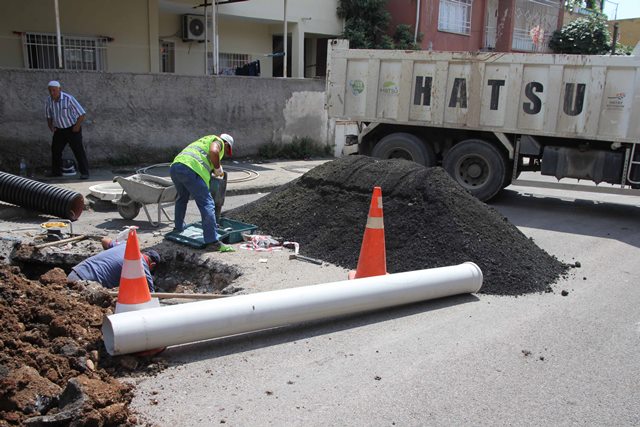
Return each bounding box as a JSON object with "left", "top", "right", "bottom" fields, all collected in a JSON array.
[{"left": 170, "top": 163, "right": 219, "bottom": 244}]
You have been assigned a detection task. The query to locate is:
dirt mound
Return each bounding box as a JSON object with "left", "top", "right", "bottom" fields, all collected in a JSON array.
[
  {"left": 0, "top": 265, "right": 164, "bottom": 425},
  {"left": 227, "top": 156, "right": 568, "bottom": 295}
]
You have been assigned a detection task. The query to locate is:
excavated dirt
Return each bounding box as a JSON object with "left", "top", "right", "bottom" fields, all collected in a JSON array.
[
  {"left": 0, "top": 264, "right": 167, "bottom": 426},
  {"left": 228, "top": 155, "right": 569, "bottom": 295}
]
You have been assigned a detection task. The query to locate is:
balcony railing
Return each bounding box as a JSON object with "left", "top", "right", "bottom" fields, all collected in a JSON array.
[{"left": 512, "top": 27, "right": 550, "bottom": 52}]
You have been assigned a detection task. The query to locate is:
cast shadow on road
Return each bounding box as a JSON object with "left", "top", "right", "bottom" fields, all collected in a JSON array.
[
  {"left": 159, "top": 293, "right": 479, "bottom": 365},
  {"left": 94, "top": 218, "right": 173, "bottom": 232},
  {"left": 490, "top": 189, "right": 640, "bottom": 249}
]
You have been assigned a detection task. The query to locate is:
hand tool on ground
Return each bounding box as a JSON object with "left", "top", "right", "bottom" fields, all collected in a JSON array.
[
  {"left": 284, "top": 241, "right": 324, "bottom": 265},
  {"left": 35, "top": 234, "right": 87, "bottom": 249}
]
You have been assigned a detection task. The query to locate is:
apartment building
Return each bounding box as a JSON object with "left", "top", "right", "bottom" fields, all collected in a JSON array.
[
  {"left": 0, "top": 0, "right": 343, "bottom": 77},
  {"left": 387, "top": 0, "right": 564, "bottom": 53}
]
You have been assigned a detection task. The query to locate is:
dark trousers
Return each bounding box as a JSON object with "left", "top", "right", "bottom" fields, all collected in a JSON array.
[{"left": 51, "top": 127, "right": 89, "bottom": 176}]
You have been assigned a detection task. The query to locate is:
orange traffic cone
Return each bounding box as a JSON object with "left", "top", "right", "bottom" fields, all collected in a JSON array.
[
  {"left": 348, "top": 186, "right": 387, "bottom": 280},
  {"left": 115, "top": 228, "right": 160, "bottom": 314}
]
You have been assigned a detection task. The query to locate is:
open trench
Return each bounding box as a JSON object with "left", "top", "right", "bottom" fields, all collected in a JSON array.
[
  {"left": 4, "top": 238, "right": 242, "bottom": 295},
  {"left": 0, "top": 236, "right": 243, "bottom": 426}
]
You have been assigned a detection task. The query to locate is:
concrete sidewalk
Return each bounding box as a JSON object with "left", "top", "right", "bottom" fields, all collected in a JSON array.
[
  {"left": 0, "top": 158, "right": 332, "bottom": 225},
  {"left": 34, "top": 158, "right": 332, "bottom": 198}
]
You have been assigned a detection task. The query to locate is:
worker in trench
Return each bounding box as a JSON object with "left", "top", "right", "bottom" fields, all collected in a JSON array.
[
  {"left": 67, "top": 237, "right": 160, "bottom": 291},
  {"left": 169, "top": 134, "right": 235, "bottom": 251}
]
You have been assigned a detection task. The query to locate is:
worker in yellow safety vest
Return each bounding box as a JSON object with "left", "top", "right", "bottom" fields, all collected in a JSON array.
[{"left": 170, "top": 134, "right": 234, "bottom": 250}]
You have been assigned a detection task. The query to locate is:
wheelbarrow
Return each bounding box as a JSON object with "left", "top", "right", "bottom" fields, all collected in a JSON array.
[{"left": 113, "top": 174, "right": 177, "bottom": 227}]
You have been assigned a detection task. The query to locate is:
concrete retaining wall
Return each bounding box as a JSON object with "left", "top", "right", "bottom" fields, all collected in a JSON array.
[{"left": 0, "top": 69, "right": 328, "bottom": 172}]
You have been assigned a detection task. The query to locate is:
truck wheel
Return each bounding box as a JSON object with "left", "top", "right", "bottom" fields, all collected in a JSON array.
[
  {"left": 443, "top": 139, "right": 507, "bottom": 202},
  {"left": 502, "top": 159, "right": 515, "bottom": 189},
  {"left": 371, "top": 132, "right": 436, "bottom": 167}
]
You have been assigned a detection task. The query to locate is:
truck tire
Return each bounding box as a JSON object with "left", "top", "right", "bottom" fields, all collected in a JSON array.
[
  {"left": 371, "top": 132, "right": 436, "bottom": 167},
  {"left": 443, "top": 139, "right": 507, "bottom": 202}
]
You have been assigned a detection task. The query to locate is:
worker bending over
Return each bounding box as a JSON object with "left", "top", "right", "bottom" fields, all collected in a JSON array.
[
  {"left": 170, "top": 134, "right": 234, "bottom": 251},
  {"left": 68, "top": 238, "right": 160, "bottom": 291}
]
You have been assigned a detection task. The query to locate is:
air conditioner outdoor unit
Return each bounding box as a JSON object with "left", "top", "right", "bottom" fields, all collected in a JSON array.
[{"left": 182, "top": 14, "right": 206, "bottom": 42}]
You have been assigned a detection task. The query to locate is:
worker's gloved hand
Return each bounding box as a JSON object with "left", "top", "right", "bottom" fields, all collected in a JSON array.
[{"left": 213, "top": 166, "right": 224, "bottom": 178}]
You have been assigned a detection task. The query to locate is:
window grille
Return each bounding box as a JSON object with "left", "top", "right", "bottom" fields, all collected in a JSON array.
[
  {"left": 512, "top": 0, "right": 560, "bottom": 52},
  {"left": 160, "top": 41, "right": 175, "bottom": 73},
  {"left": 438, "top": 0, "right": 472, "bottom": 35},
  {"left": 526, "top": 0, "right": 561, "bottom": 7},
  {"left": 22, "top": 32, "right": 108, "bottom": 71},
  {"left": 218, "top": 52, "right": 251, "bottom": 75}
]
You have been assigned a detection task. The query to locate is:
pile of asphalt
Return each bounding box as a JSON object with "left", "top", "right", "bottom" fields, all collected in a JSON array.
[{"left": 227, "top": 155, "right": 568, "bottom": 295}]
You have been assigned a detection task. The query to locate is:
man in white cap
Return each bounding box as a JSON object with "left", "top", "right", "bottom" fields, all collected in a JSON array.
[
  {"left": 170, "top": 134, "right": 234, "bottom": 251},
  {"left": 45, "top": 80, "right": 90, "bottom": 179}
]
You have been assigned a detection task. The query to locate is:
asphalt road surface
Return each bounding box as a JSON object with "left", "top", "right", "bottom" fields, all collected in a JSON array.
[{"left": 125, "top": 182, "right": 640, "bottom": 426}]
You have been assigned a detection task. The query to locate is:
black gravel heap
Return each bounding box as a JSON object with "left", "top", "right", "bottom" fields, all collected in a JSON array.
[{"left": 227, "top": 156, "right": 568, "bottom": 295}]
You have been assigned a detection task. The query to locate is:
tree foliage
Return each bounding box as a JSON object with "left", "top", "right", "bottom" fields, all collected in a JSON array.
[
  {"left": 564, "top": 0, "right": 601, "bottom": 11},
  {"left": 337, "top": 0, "right": 421, "bottom": 50},
  {"left": 549, "top": 14, "right": 611, "bottom": 54}
]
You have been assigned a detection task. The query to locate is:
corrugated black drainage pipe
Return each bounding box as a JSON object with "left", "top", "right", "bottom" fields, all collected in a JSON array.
[{"left": 0, "top": 172, "right": 84, "bottom": 221}]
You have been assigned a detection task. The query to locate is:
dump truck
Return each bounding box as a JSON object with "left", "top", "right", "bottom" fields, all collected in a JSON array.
[{"left": 325, "top": 39, "right": 640, "bottom": 201}]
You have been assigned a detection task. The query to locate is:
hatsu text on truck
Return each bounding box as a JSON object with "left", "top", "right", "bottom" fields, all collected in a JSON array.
[{"left": 326, "top": 39, "right": 640, "bottom": 201}]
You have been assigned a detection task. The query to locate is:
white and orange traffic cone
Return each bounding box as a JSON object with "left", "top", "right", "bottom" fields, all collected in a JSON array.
[
  {"left": 348, "top": 186, "right": 388, "bottom": 280},
  {"left": 115, "top": 228, "right": 160, "bottom": 314}
]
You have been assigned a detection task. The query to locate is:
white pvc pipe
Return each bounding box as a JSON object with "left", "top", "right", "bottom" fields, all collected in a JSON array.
[{"left": 103, "top": 262, "right": 482, "bottom": 355}]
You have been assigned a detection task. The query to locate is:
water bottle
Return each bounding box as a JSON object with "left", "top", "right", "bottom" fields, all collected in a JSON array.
[
  {"left": 19, "top": 158, "right": 27, "bottom": 177},
  {"left": 114, "top": 226, "right": 138, "bottom": 246}
]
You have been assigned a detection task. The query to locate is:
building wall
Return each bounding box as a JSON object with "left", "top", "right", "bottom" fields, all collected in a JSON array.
[
  {"left": 609, "top": 18, "right": 640, "bottom": 48},
  {"left": 0, "top": 0, "right": 342, "bottom": 76},
  {"left": 387, "top": 0, "right": 487, "bottom": 52},
  {"left": 0, "top": 0, "right": 154, "bottom": 72},
  {"left": 217, "top": 0, "right": 342, "bottom": 35},
  {"left": 0, "top": 69, "right": 328, "bottom": 171},
  {"left": 158, "top": 12, "right": 275, "bottom": 76}
]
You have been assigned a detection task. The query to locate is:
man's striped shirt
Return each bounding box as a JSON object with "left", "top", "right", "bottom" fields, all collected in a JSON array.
[{"left": 45, "top": 92, "right": 86, "bottom": 129}]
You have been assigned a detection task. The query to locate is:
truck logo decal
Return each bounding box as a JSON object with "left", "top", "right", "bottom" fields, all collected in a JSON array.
[
  {"left": 606, "top": 92, "right": 626, "bottom": 109},
  {"left": 349, "top": 79, "right": 365, "bottom": 95},
  {"left": 380, "top": 81, "right": 399, "bottom": 95},
  {"left": 449, "top": 78, "right": 467, "bottom": 108}
]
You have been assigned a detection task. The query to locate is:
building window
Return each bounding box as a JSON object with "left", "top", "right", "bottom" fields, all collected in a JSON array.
[
  {"left": 512, "top": 0, "right": 561, "bottom": 52},
  {"left": 22, "top": 32, "right": 108, "bottom": 71},
  {"left": 160, "top": 41, "right": 175, "bottom": 73},
  {"left": 438, "top": 0, "right": 472, "bottom": 35},
  {"left": 218, "top": 52, "right": 251, "bottom": 75}
]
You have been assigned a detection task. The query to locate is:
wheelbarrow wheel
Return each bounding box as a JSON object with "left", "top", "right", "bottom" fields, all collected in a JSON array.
[{"left": 117, "top": 196, "right": 142, "bottom": 220}]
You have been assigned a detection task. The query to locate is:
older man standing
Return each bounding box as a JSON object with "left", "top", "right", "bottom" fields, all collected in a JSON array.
[{"left": 45, "top": 80, "right": 90, "bottom": 179}]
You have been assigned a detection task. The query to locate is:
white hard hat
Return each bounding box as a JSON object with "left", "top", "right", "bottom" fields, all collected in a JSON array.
[{"left": 220, "top": 133, "right": 234, "bottom": 156}]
